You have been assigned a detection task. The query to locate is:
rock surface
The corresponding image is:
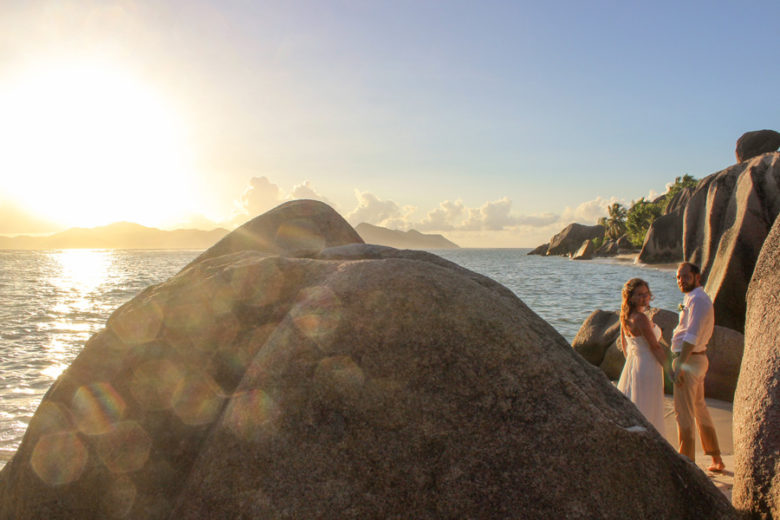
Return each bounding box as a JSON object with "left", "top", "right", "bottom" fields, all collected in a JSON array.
[
  {"left": 546, "top": 223, "right": 604, "bottom": 256},
  {"left": 733, "top": 215, "right": 780, "bottom": 519},
  {"left": 526, "top": 242, "right": 549, "bottom": 255},
  {"left": 0, "top": 205, "right": 735, "bottom": 519},
  {"left": 572, "top": 310, "right": 620, "bottom": 366},
  {"left": 638, "top": 187, "right": 693, "bottom": 264},
  {"left": 189, "top": 199, "right": 364, "bottom": 266},
  {"left": 683, "top": 152, "right": 780, "bottom": 332},
  {"left": 735, "top": 129, "right": 780, "bottom": 163},
  {"left": 572, "top": 239, "right": 595, "bottom": 260}
]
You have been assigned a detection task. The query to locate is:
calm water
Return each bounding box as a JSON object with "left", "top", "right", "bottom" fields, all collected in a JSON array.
[{"left": 0, "top": 248, "right": 680, "bottom": 468}]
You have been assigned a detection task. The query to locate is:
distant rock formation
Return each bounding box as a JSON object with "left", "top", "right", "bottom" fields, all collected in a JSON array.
[
  {"left": 638, "top": 187, "right": 693, "bottom": 264},
  {"left": 546, "top": 223, "right": 604, "bottom": 256},
  {"left": 572, "top": 239, "right": 595, "bottom": 260},
  {"left": 733, "top": 216, "right": 780, "bottom": 519},
  {"left": 573, "top": 308, "right": 744, "bottom": 401},
  {"left": 735, "top": 129, "right": 780, "bottom": 163},
  {"left": 684, "top": 152, "right": 780, "bottom": 332},
  {"left": 526, "top": 242, "right": 548, "bottom": 255},
  {"left": 0, "top": 203, "right": 735, "bottom": 519},
  {"left": 0, "top": 222, "right": 228, "bottom": 250},
  {"left": 355, "top": 222, "right": 459, "bottom": 250}
]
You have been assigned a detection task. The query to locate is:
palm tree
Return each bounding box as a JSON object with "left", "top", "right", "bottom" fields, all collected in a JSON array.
[{"left": 600, "top": 203, "right": 627, "bottom": 240}]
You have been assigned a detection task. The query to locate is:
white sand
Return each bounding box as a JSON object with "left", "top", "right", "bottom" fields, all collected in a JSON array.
[{"left": 660, "top": 395, "right": 734, "bottom": 501}]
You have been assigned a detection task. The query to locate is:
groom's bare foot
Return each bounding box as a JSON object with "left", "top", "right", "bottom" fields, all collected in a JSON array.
[{"left": 707, "top": 457, "right": 725, "bottom": 472}]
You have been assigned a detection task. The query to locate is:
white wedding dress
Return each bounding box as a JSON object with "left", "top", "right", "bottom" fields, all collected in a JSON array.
[{"left": 616, "top": 323, "right": 665, "bottom": 434}]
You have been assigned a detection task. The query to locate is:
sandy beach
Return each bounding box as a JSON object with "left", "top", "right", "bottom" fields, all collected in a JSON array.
[{"left": 660, "top": 396, "right": 734, "bottom": 501}]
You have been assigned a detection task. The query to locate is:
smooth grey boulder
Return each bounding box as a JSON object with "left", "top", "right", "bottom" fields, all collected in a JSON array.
[
  {"left": 733, "top": 215, "right": 780, "bottom": 519},
  {"left": 572, "top": 310, "right": 620, "bottom": 366},
  {"left": 638, "top": 211, "right": 685, "bottom": 264},
  {"left": 683, "top": 152, "right": 780, "bottom": 332},
  {"left": 0, "top": 210, "right": 735, "bottom": 518},
  {"left": 735, "top": 129, "right": 780, "bottom": 163},
  {"left": 546, "top": 223, "right": 604, "bottom": 256}
]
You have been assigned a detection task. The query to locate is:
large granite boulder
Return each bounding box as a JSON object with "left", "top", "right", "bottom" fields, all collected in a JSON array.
[
  {"left": 733, "top": 216, "right": 780, "bottom": 519},
  {"left": 0, "top": 210, "right": 735, "bottom": 518},
  {"left": 594, "top": 239, "right": 618, "bottom": 257},
  {"left": 189, "top": 199, "right": 364, "bottom": 266},
  {"left": 735, "top": 129, "right": 780, "bottom": 163},
  {"left": 683, "top": 152, "right": 780, "bottom": 332},
  {"left": 575, "top": 308, "right": 743, "bottom": 401},
  {"left": 572, "top": 239, "right": 595, "bottom": 260},
  {"left": 546, "top": 223, "right": 604, "bottom": 256},
  {"left": 572, "top": 310, "right": 620, "bottom": 365},
  {"left": 638, "top": 187, "right": 693, "bottom": 265}
]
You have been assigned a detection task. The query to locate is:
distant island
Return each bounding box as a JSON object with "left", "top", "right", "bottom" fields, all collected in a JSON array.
[
  {"left": 0, "top": 222, "right": 229, "bottom": 250},
  {"left": 355, "top": 223, "right": 459, "bottom": 250},
  {"left": 0, "top": 221, "right": 459, "bottom": 250}
]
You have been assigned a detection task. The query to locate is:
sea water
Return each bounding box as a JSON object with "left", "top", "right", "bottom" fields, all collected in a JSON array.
[{"left": 0, "top": 248, "right": 681, "bottom": 468}]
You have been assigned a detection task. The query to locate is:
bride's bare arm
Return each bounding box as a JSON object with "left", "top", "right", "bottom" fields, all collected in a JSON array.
[{"left": 636, "top": 313, "right": 666, "bottom": 366}]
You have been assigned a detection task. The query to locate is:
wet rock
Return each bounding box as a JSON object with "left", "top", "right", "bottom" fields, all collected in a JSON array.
[{"left": 572, "top": 239, "right": 596, "bottom": 260}]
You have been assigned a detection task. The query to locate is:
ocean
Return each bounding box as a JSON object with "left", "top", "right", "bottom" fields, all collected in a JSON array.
[{"left": 0, "top": 248, "right": 682, "bottom": 468}]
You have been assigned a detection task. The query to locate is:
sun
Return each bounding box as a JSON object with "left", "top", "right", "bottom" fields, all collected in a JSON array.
[{"left": 0, "top": 59, "right": 197, "bottom": 229}]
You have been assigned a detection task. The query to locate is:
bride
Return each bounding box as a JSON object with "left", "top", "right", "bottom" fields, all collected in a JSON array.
[{"left": 616, "top": 278, "right": 667, "bottom": 434}]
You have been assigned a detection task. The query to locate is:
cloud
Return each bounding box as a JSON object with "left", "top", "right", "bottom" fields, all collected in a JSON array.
[
  {"left": 416, "top": 200, "right": 466, "bottom": 231},
  {"left": 559, "top": 195, "right": 625, "bottom": 225},
  {"left": 346, "top": 191, "right": 415, "bottom": 228},
  {"left": 239, "top": 176, "right": 284, "bottom": 216},
  {"left": 290, "top": 181, "right": 334, "bottom": 208}
]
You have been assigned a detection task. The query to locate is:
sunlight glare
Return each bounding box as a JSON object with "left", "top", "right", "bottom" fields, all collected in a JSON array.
[{"left": 0, "top": 60, "right": 196, "bottom": 228}]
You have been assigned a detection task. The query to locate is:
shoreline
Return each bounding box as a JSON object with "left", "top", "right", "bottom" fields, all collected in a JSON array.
[{"left": 590, "top": 253, "right": 678, "bottom": 271}]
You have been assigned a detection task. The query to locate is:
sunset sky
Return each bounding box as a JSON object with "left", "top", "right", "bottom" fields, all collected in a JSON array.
[{"left": 1, "top": 0, "right": 778, "bottom": 247}]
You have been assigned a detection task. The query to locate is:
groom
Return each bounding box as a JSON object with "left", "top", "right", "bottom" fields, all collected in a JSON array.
[{"left": 671, "top": 262, "right": 725, "bottom": 472}]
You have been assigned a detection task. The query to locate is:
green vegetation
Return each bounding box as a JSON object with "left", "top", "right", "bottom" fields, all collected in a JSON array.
[
  {"left": 663, "top": 174, "right": 698, "bottom": 211},
  {"left": 597, "top": 203, "right": 628, "bottom": 240},
  {"left": 624, "top": 174, "right": 699, "bottom": 247},
  {"left": 626, "top": 198, "right": 663, "bottom": 247}
]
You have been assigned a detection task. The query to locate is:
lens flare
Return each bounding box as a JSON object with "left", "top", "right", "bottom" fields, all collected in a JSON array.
[
  {"left": 110, "top": 300, "right": 164, "bottom": 346},
  {"left": 275, "top": 219, "right": 326, "bottom": 252},
  {"left": 96, "top": 421, "right": 152, "bottom": 474},
  {"left": 314, "top": 356, "right": 365, "bottom": 398},
  {"left": 173, "top": 373, "right": 225, "bottom": 426},
  {"left": 290, "top": 286, "right": 342, "bottom": 351},
  {"left": 72, "top": 382, "right": 127, "bottom": 435},
  {"left": 31, "top": 432, "right": 88, "bottom": 486},
  {"left": 103, "top": 476, "right": 137, "bottom": 518},
  {"left": 130, "top": 359, "right": 183, "bottom": 411},
  {"left": 224, "top": 389, "right": 278, "bottom": 442}
]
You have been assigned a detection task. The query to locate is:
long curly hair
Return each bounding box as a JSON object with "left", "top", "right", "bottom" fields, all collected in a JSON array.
[{"left": 620, "top": 278, "right": 652, "bottom": 336}]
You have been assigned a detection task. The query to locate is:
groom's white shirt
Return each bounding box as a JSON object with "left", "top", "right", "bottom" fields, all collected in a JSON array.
[{"left": 671, "top": 287, "right": 714, "bottom": 353}]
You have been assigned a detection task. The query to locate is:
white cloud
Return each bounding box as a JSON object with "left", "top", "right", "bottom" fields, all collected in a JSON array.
[
  {"left": 416, "top": 200, "right": 466, "bottom": 231},
  {"left": 346, "top": 191, "right": 415, "bottom": 228},
  {"left": 239, "top": 176, "right": 284, "bottom": 216},
  {"left": 290, "top": 181, "right": 335, "bottom": 208},
  {"left": 559, "top": 195, "right": 625, "bottom": 225}
]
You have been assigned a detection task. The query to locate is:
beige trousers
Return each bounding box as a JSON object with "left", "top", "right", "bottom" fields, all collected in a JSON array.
[{"left": 673, "top": 354, "right": 720, "bottom": 461}]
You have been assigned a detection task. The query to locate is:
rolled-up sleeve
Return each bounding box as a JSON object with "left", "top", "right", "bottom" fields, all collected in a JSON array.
[{"left": 679, "top": 296, "right": 705, "bottom": 345}]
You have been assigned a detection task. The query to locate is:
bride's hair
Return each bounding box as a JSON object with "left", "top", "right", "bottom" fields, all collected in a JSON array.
[{"left": 620, "top": 278, "right": 652, "bottom": 336}]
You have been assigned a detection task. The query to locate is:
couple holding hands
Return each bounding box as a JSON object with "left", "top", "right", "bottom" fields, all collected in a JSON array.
[{"left": 616, "top": 262, "right": 725, "bottom": 473}]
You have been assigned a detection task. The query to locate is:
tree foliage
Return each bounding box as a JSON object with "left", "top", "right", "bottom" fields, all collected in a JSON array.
[
  {"left": 664, "top": 174, "right": 698, "bottom": 211},
  {"left": 598, "top": 203, "right": 627, "bottom": 240},
  {"left": 626, "top": 198, "right": 664, "bottom": 247}
]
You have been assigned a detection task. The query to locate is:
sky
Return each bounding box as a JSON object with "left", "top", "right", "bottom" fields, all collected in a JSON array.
[{"left": 1, "top": 0, "right": 778, "bottom": 247}]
